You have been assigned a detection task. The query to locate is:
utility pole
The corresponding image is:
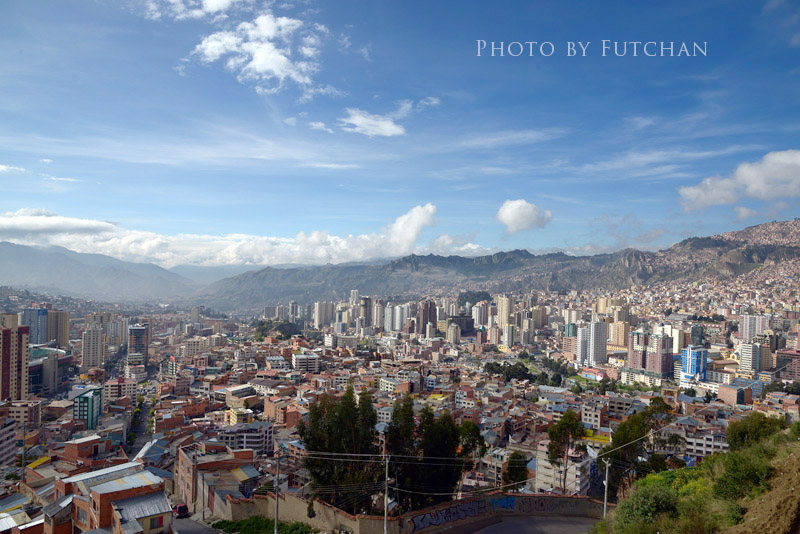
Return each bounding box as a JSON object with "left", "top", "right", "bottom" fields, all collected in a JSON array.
[
  {"left": 201, "top": 472, "right": 206, "bottom": 521},
  {"left": 274, "top": 454, "right": 280, "bottom": 534},
  {"left": 384, "top": 455, "right": 389, "bottom": 534},
  {"left": 603, "top": 459, "right": 610, "bottom": 518}
]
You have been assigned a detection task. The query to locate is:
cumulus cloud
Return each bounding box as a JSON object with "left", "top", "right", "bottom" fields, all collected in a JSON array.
[
  {"left": 0, "top": 205, "right": 468, "bottom": 268},
  {"left": 678, "top": 149, "right": 800, "bottom": 211},
  {"left": 309, "top": 121, "right": 333, "bottom": 133},
  {"left": 0, "top": 164, "right": 25, "bottom": 173},
  {"left": 144, "top": 0, "right": 246, "bottom": 20},
  {"left": 338, "top": 108, "right": 406, "bottom": 137},
  {"left": 734, "top": 206, "right": 758, "bottom": 220},
  {"left": 496, "top": 199, "right": 552, "bottom": 235},
  {"left": 192, "top": 11, "right": 318, "bottom": 92},
  {"left": 338, "top": 97, "right": 439, "bottom": 137},
  {"left": 300, "top": 162, "right": 361, "bottom": 169}
]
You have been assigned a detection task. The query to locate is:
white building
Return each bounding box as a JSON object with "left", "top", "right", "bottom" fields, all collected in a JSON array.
[
  {"left": 81, "top": 327, "right": 106, "bottom": 369},
  {"left": 291, "top": 353, "right": 320, "bottom": 373}
]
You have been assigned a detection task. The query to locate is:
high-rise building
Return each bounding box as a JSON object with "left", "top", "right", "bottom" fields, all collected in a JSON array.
[
  {"left": 372, "top": 301, "right": 385, "bottom": 330},
  {"left": 739, "top": 343, "right": 762, "bottom": 374},
  {"left": 776, "top": 349, "right": 800, "bottom": 381},
  {"left": 585, "top": 322, "right": 607, "bottom": 366},
  {"left": 577, "top": 326, "right": 590, "bottom": 365},
  {"left": 46, "top": 309, "right": 70, "bottom": 348},
  {"left": 446, "top": 323, "right": 461, "bottom": 344},
  {"left": 1, "top": 314, "right": 29, "bottom": 401},
  {"left": 349, "top": 289, "right": 359, "bottom": 310},
  {"left": 531, "top": 306, "right": 547, "bottom": 329},
  {"left": 471, "top": 303, "right": 487, "bottom": 327},
  {"left": 73, "top": 387, "right": 103, "bottom": 430},
  {"left": 496, "top": 296, "right": 513, "bottom": 328},
  {"left": 610, "top": 322, "right": 631, "bottom": 347},
  {"left": 502, "top": 324, "right": 516, "bottom": 346},
  {"left": 128, "top": 324, "right": 149, "bottom": 365},
  {"left": 627, "top": 331, "right": 648, "bottom": 370},
  {"left": 690, "top": 325, "right": 705, "bottom": 346},
  {"left": 393, "top": 304, "right": 410, "bottom": 332},
  {"left": 313, "top": 301, "right": 335, "bottom": 329},
  {"left": 82, "top": 327, "right": 106, "bottom": 369},
  {"left": 359, "top": 297, "right": 373, "bottom": 327},
  {"left": 563, "top": 308, "right": 581, "bottom": 325},
  {"left": 681, "top": 345, "right": 708, "bottom": 387},
  {"left": 383, "top": 306, "right": 394, "bottom": 332},
  {"left": 418, "top": 300, "right": 437, "bottom": 335},
  {"left": 646, "top": 333, "right": 673, "bottom": 376},
  {"left": 21, "top": 308, "right": 49, "bottom": 345},
  {"left": 740, "top": 315, "right": 771, "bottom": 343}
]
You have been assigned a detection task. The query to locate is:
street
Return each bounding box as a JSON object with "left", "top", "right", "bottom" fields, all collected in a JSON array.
[
  {"left": 173, "top": 518, "right": 219, "bottom": 534},
  {"left": 473, "top": 516, "right": 599, "bottom": 534}
]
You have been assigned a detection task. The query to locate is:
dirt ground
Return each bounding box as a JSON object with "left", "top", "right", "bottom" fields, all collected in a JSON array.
[{"left": 724, "top": 443, "right": 800, "bottom": 534}]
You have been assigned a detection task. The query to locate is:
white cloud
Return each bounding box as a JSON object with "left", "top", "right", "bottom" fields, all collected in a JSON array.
[
  {"left": 300, "top": 162, "right": 361, "bottom": 169},
  {"left": 734, "top": 206, "right": 758, "bottom": 220},
  {"left": 283, "top": 117, "right": 297, "bottom": 126},
  {"left": 626, "top": 116, "right": 657, "bottom": 129},
  {"left": 458, "top": 129, "right": 567, "bottom": 149},
  {"left": 309, "top": 121, "right": 333, "bottom": 134},
  {"left": 0, "top": 164, "right": 25, "bottom": 173},
  {"left": 182, "top": 9, "right": 337, "bottom": 99},
  {"left": 144, "top": 0, "right": 245, "bottom": 20},
  {"left": 39, "top": 158, "right": 53, "bottom": 164},
  {"left": 496, "top": 199, "right": 552, "bottom": 235},
  {"left": 678, "top": 149, "right": 800, "bottom": 211},
  {"left": 339, "top": 108, "right": 406, "bottom": 137},
  {"left": 338, "top": 98, "right": 439, "bottom": 137},
  {"left": 0, "top": 205, "right": 452, "bottom": 268}
]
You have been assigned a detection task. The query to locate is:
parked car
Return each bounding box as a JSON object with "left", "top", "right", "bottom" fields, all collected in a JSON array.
[{"left": 172, "top": 504, "right": 189, "bottom": 518}]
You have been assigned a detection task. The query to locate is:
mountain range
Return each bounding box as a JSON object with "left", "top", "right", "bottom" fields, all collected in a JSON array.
[{"left": 1, "top": 219, "right": 798, "bottom": 308}]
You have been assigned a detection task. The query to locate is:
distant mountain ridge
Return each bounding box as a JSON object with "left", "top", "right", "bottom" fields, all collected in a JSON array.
[
  {"left": 198, "top": 219, "right": 800, "bottom": 310},
  {"left": 0, "top": 242, "right": 195, "bottom": 301},
  {"left": 1, "top": 219, "right": 798, "bottom": 307}
]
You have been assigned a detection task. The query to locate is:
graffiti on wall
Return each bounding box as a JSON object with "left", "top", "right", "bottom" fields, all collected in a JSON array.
[
  {"left": 410, "top": 500, "right": 487, "bottom": 532},
  {"left": 409, "top": 495, "right": 592, "bottom": 532}
]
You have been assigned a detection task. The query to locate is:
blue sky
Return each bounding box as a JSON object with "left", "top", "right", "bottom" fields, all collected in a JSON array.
[{"left": 1, "top": 0, "right": 799, "bottom": 267}]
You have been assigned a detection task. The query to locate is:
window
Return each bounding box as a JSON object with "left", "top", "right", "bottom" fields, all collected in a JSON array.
[
  {"left": 150, "top": 516, "right": 164, "bottom": 529},
  {"left": 77, "top": 508, "right": 88, "bottom": 525}
]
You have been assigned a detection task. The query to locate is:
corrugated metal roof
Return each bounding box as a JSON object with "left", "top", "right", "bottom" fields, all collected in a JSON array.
[
  {"left": 0, "top": 494, "right": 29, "bottom": 513},
  {"left": 92, "top": 472, "right": 163, "bottom": 495},
  {"left": 114, "top": 492, "right": 171, "bottom": 522},
  {"left": 26, "top": 456, "right": 50, "bottom": 469},
  {"left": 62, "top": 462, "right": 142, "bottom": 484},
  {"left": 230, "top": 465, "right": 259, "bottom": 482}
]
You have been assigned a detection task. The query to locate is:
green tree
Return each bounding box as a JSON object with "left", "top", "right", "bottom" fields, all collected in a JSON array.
[
  {"left": 602, "top": 397, "right": 677, "bottom": 500},
  {"left": 547, "top": 410, "right": 586, "bottom": 493},
  {"left": 727, "top": 412, "right": 787, "bottom": 450},
  {"left": 297, "top": 387, "right": 381, "bottom": 514},
  {"left": 612, "top": 483, "right": 678, "bottom": 534},
  {"left": 458, "top": 420, "right": 486, "bottom": 459},
  {"left": 502, "top": 452, "right": 528, "bottom": 491},
  {"left": 385, "top": 396, "right": 472, "bottom": 512}
]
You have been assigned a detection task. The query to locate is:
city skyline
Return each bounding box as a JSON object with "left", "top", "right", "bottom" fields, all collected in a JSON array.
[{"left": 1, "top": 1, "right": 800, "bottom": 267}]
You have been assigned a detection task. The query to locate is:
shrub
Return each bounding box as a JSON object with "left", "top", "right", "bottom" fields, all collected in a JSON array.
[
  {"left": 712, "top": 449, "right": 773, "bottom": 500},
  {"left": 613, "top": 483, "right": 678, "bottom": 534}
]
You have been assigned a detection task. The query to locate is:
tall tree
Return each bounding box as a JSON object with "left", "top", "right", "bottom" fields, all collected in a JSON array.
[
  {"left": 502, "top": 451, "right": 529, "bottom": 491},
  {"left": 547, "top": 409, "right": 586, "bottom": 493},
  {"left": 601, "top": 397, "right": 678, "bottom": 500},
  {"left": 298, "top": 387, "right": 381, "bottom": 514},
  {"left": 385, "top": 396, "right": 472, "bottom": 512}
]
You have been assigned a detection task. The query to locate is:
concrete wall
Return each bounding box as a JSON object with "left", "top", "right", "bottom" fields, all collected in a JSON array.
[
  {"left": 221, "top": 492, "right": 608, "bottom": 534},
  {"left": 399, "top": 493, "right": 608, "bottom": 534}
]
